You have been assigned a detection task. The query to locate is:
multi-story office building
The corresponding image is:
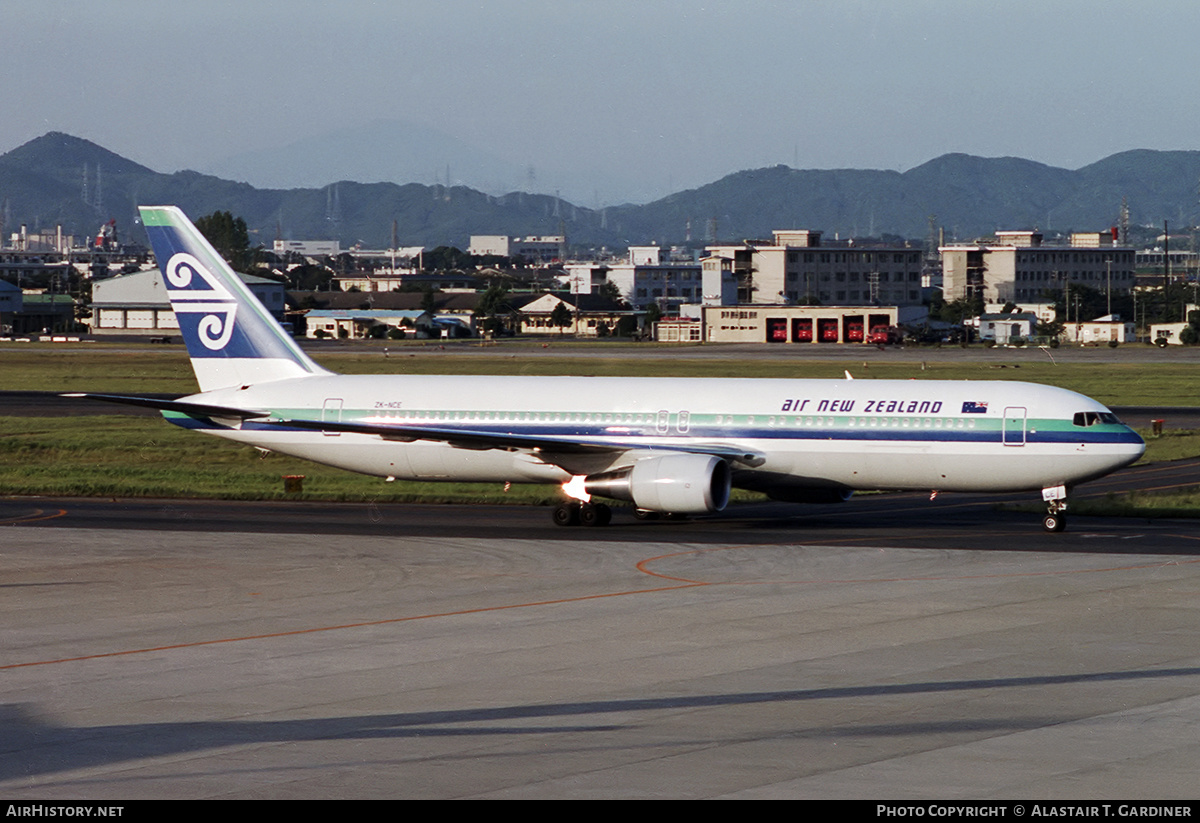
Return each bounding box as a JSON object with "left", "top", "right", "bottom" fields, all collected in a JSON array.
[
  {"left": 707, "top": 230, "right": 924, "bottom": 306},
  {"left": 468, "top": 235, "right": 566, "bottom": 264},
  {"left": 605, "top": 259, "right": 703, "bottom": 310},
  {"left": 941, "top": 230, "right": 1135, "bottom": 304}
]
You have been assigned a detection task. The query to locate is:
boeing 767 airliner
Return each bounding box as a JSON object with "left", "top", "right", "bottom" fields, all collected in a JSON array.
[{"left": 68, "top": 206, "right": 1145, "bottom": 532}]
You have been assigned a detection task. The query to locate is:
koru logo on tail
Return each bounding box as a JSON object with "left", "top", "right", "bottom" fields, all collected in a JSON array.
[{"left": 165, "top": 252, "right": 238, "bottom": 351}]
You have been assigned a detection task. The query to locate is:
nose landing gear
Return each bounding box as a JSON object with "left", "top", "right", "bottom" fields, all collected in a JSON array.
[
  {"left": 1042, "top": 507, "right": 1066, "bottom": 533},
  {"left": 1042, "top": 485, "right": 1069, "bottom": 532}
]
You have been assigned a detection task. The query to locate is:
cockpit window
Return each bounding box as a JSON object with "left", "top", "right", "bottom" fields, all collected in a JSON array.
[{"left": 1073, "top": 411, "right": 1120, "bottom": 427}]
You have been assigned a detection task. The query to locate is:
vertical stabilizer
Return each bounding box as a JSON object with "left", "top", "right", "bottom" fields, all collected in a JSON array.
[{"left": 140, "top": 206, "right": 328, "bottom": 392}]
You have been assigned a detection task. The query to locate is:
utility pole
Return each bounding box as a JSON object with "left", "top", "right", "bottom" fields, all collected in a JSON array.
[
  {"left": 1164, "top": 220, "right": 1173, "bottom": 322},
  {"left": 1058, "top": 269, "right": 1067, "bottom": 328},
  {"left": 1164, "top": 220, "right": 1170, "bottom": 294},
  {"left": 391, "top": 219, "right": 398, "bottom": 274},
  {"left": 1132, "top": 287, "right": 1138, "bottom": 341},
  {"left": 1105, "top": 257, "right": 1112, "bottom": 317}
]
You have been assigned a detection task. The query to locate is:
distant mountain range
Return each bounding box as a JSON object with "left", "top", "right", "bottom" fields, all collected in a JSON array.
[
  {"left": 203, "top": 120, "right": 535, "bottom": 196},
  {"left": 1, "top": 132, "right": 1198, "bottom": 250}
]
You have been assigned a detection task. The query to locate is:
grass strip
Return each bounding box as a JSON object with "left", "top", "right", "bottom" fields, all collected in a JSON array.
[
  {"left": 5, "top": 342, "right": 1200, "bottom": 405},
  {"left": 2, "top": 416, "right": 1197, "bottom": 513},
  {"left": 4, "top": 342, "right": 1200, "bottom": 514}
]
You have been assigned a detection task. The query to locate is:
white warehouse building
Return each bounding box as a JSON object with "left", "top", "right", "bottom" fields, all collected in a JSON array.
[{"left": 91, "top": 269, "right": 287, "bottom": 335}]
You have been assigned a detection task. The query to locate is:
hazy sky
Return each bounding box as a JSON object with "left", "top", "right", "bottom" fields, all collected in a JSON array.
[{"left": 5, "top": 0, "right": 1200, "bottom": 204}]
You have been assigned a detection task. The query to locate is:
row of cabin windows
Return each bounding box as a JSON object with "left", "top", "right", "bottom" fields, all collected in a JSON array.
[{"left": 382, "top": 410, "right": 979, "bottom": 430}]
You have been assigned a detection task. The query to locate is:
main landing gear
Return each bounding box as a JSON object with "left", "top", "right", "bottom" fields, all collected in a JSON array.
[
  {"left": 552, "top": 500, "right": 612, "bottom": 527},
  {"left": 552, "top": 502, "right": 686, "bottom": 526}
]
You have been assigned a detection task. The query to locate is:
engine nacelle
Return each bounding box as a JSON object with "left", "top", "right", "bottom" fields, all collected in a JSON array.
[{"left": 583, "top": 454, "right": 732, "bottom": 514}]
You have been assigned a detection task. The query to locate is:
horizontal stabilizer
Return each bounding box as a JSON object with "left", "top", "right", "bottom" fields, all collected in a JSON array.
[{"left": 61, "top": 393, "right": 270, "bottom": 420}]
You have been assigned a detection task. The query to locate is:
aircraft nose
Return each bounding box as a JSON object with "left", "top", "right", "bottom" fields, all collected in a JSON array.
[{"left": 1116, "top": 427, "right": 1146, "bottom": 467}]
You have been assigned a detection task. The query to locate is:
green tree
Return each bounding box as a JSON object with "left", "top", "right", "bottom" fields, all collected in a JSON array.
[
  {"left": 195, "top": 211, "right": 252, "bottom": 270},
  {"left": 423, "top": 246, "right": 471, "bottom": 271},
  {"left": 937, "top": 296, "right": 983, "bottom": 324},
  {"left": 1049, "top": 283, "right": 1132, "bottom": 324},
  {"left": 549, "top": 301, "right": 574, "bottom": 335},
  {"left": 1180, "top": 310, "right": 1200, "bottom": 345},
  {"left": 473, "top": 282, "right": 511, "bottom": 336},
  {"left": 1035, "top": 319, "right": 1065, "bottom": 341},
  {"left": 288, "top": 263, "right": 335, "bottom": 291},
  {"left": 598, "top": 280, "right": 625, "bottom": 305}
]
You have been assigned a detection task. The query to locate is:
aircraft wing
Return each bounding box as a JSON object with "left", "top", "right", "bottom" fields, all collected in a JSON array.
[
  {"left": 266, "top": 417, "right": 766, "bottom": 465},
  {"left": 63, "top": 393, "right": 765, "bottom": 465}
]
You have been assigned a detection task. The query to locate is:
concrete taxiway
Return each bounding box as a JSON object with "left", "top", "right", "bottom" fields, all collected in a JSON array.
[{"left": 3, "top": 469, "right": 1200, "bottom": 798}]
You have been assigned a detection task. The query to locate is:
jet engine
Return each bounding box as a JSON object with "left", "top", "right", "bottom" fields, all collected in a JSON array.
[{"left": 583, "top": 454, "right": 732, "bottom": 514}]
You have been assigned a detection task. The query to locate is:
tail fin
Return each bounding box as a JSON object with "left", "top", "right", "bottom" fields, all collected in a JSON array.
[{"left": 139, "top": 206, "right": 328, "bottom": 392}]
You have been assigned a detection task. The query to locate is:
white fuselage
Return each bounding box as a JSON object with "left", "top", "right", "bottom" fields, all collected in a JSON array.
[{"left": 169, "top": 374, "right": 1145, "bottom": 496}]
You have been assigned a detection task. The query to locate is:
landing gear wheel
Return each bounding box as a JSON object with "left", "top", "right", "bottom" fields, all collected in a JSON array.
[
  {"left": 552, "top": 502, "right": 580, "bottom": 527},
  {"left": 579, "top": 502, "right": 612, "bottom": 527},
  {"left": 1042, "top": 486, "right": 1069, "bottom": 534},
  {"left": 1043, "top": 513, "right": 1066, "bottom": 533},
  {"left": 633, "top": 509, "right": 659, "bottom": 521}
]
